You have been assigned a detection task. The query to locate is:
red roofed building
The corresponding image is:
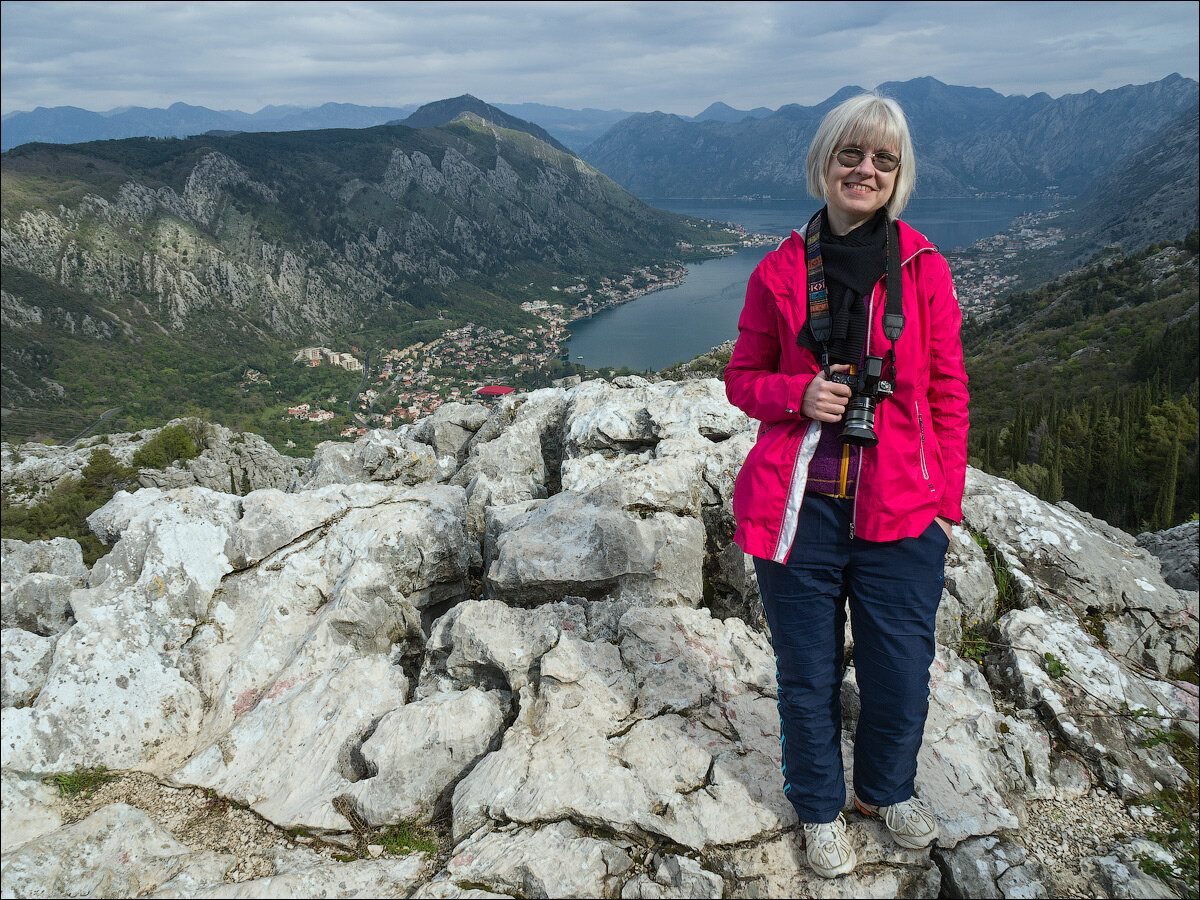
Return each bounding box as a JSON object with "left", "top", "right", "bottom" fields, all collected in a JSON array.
[{"left": 474, "top": 386, "right": 516, "bottom": 397}]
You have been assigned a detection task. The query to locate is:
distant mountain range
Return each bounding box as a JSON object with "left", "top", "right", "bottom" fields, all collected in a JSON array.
[
  {"left": 1, "top": 99, "right": 636, "bottom": 153},
  {"left": 1, "top": 97, "right": 780, "bottom": 154},
  {"left": 581, "top": 74, "right": 1199, "bottom": 200},
  {"left": 0, "top": 101, "right": 424, "bottom": 151}
]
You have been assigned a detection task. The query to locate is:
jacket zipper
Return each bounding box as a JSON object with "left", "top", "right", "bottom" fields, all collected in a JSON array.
[
  {"left": 916, "top": 400, "right": 930, "bottom": 480},
  {"left": 847, "top": 245, "right": 935, "bottom": 539},
  {"left": 849, "top": 294, "right": 874, "bottom": 540}
]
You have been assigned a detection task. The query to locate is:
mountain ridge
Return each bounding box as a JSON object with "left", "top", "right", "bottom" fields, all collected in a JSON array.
[{"left": 582, "top": 74, "right": 1199, "bottom": 199}]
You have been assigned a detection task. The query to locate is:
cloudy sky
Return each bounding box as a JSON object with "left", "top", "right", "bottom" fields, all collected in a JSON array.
[{"left": 2, "top": 0, "right": 1197, "bottom": 116}]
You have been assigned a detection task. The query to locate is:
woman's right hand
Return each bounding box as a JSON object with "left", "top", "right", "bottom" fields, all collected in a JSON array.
[{"left": 800, "top": 364, "right": 853, "bottom": 422}]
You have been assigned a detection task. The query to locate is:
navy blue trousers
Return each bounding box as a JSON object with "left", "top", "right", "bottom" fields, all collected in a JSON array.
[{"left": 753, "top": 492, "right": 948, "bottom": 824}]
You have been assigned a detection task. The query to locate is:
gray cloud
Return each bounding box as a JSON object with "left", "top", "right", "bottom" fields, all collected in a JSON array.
[{"left": 1, "top": 0, "right": 1196, "bottom": 115}]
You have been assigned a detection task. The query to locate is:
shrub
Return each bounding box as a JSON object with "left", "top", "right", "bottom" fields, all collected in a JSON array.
[{"left": 131, "top": 422, "right": 202, "bottom": 470}]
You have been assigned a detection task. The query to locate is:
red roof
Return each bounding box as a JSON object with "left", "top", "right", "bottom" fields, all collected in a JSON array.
[{"left": 474, "top": 386, "right": 516, "bottom": 396}]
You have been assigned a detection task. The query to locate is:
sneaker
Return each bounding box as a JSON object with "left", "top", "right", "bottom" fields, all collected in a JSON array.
[
  {"left": 801, "top": 813, "right": 857, "bottom": 877},
  {"left": 854, "top": 795, "right": 938, "bottom": 849}
]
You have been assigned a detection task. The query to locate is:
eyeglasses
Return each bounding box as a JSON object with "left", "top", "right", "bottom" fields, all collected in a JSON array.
[{"left": 832, "top": 147, "right": 901, "bottom": 173}]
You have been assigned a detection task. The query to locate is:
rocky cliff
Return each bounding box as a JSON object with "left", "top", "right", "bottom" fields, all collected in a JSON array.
[{"left": 2, "top": 378, "right": 1197, "bottom": 898}]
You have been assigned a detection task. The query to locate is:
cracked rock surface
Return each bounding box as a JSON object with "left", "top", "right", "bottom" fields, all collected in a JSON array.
[{"left": 2, "top": 378, "right": 1193, "bottom": 898}]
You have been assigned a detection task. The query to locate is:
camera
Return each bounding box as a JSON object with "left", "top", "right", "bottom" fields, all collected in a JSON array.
[{"left": 828, "top": 355, "right": 894, "bottom": 447}]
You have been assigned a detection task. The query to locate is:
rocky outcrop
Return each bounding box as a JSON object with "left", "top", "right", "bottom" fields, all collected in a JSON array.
[
  {"left": 962, "top": 468, "right": 1197, "bottom": 678},
  {"left": 2, "top": 421, "right": 305, "bottom": 507},
  {"left": 1, "top": 378, "right": 1192, "bottom": 898},
  {"left": 1138, "top": 520, "right": 1199, "bottom": 592}
]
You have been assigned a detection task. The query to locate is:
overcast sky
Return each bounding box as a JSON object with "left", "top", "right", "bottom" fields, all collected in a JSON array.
[{"left": 2, "top": 1, "right": 1197, "bottom": 116}]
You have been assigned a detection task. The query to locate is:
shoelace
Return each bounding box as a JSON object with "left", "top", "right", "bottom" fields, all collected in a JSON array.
[
  {"left": 885, "top": 799, "right": 933, "bottom": 833},
  {"left": 805, "top": 820, "right": 848, "bottom": 853}
]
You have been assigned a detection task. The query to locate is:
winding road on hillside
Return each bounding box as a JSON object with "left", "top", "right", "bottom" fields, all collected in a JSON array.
[{"left": 66, "top": 407, "right": 124, "bottom": 447}]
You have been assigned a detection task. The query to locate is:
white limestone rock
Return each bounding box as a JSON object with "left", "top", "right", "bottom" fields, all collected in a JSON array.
[
  {"left": 0, "top": 572, "right": 78, "bottom": 638},
  {"left": 165, "top": 485, "right": 467, "bottom": 830},
  {"left": 453, "top": 607, "right": 791, "bottom": 851},
  {"left": 151, "top": 844, "right": 430, "bottom": 898},
  {"left": 409, "top": 401, "right": 491, "bottom": 467},
  {"left": 986, "top": 604, "right": 1197, "bottom": 797},
  {"left": 452, "top": 388, "right": 567, "bottom": 534},
  {"left": 1, "top": 627, "right": 56, "bottom": 708},
  {"left": 302, "top": 428, "right": 441, "bottom": 490},
  {"left": 0, "top": 536, "right": 89, "bottom": 582},
  {"left": 620, "top": 854, "right": 724, "bottom": 899},
  {"left": 933, "top": 835, "right": 1047, "bottom": 900},
  {"left": 346, "top": 688, "right": 505, "bottom": 826},
  {"left": 485, "top": 490, "right": 704, "bottom": 607},
  {"left": 562, "top": 378, "right": 748, "bottom": 460},
  {"left": 137, "top": 422, "right": 306, "bottom": 496},
  {"left": 962, "top": 468, "right": 1195, "bottom": 677},
  {"left": 411, "top": 877, "right": 511, "bottom": 898},
  {"left": 0, "top": 803, "right": 235, "bottom": 899},
  {"left": 565, "top": 452, "right": 705, "bottom": 517},
  {"left": 1137, "top": 519, "right": 1199, "bottom": 591},
  {"left": 943, "top": 525, "right": 999, "bottom": 632},
  {"left": 1077, "top": 840, "right": 1179, "bottom": 900},
  {"left": 437, "top": 821, "right": 634, "bottom": 899},
  {"left": 417, "top": 598, "right": 586, "bottom": 697},
  {"left": 1, "top": 537, "right": 87, "bottom": 636},
  {"left": 3, "top": 488, "right": 241, "bottom": 775},
  {"left": 0, "top": 769, "right": 63, "bottom": 854}
]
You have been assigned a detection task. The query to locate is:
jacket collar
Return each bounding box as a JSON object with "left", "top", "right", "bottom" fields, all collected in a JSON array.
[{"left": 792, "top": 216, "right": 937, "bottom": 265}]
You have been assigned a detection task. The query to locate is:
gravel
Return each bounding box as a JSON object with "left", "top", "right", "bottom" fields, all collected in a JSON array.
[{"left": 1021, "top": 785, "right": 1166, "bottom": 898}]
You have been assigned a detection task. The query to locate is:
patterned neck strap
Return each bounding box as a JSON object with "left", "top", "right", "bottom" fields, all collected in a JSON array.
[
  {"left": 803, "top": 208, "right": 905, "bottom": 362},
  {"left": 804, "top": 211, "right": 832, "bottom": 345}
]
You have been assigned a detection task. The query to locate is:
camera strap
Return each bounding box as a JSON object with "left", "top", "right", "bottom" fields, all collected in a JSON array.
[{"left": 803, "top": 209, "right": 905, "bottom": 373}]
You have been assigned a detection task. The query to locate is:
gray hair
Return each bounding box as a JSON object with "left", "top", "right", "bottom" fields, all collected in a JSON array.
[{"left": 805, "top": 93, "right": 916, "bottom": 218}]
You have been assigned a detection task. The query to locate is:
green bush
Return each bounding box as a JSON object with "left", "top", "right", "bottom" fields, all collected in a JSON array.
[{"left": 131, "top": 422, "right": 203, "bottom": 470}]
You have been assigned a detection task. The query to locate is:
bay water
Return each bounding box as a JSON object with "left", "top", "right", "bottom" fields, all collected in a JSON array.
[{"left": 565, "top": 197, "right": 1052, "bottom": 371}]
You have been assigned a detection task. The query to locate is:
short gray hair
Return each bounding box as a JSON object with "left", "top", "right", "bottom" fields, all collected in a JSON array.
[{"left": 805, "top": 93, "right": 916, "bottom": 218}]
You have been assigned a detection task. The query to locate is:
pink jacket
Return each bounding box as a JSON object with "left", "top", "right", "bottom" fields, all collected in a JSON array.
[{"left": 726, "top": 220, "right": 969, "bottom": 562}]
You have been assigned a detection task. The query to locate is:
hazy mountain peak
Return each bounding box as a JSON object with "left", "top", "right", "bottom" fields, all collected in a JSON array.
[{"left": 404, "top": 95, "right": 572, "bottom": 154}]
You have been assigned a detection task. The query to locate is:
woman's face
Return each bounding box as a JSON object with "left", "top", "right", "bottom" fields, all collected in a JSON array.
[{"left": 824, "top": 139, "right": 898, "bottom": 233}]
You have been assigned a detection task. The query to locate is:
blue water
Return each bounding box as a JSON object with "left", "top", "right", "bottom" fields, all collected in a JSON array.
[{"left": 565, "top": 197, "right": 1052, "bottom": 371}]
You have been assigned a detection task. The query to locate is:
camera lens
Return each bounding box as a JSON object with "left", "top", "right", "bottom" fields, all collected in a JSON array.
[{"left": 841, "top": 396, "right": 879, "bottom": 447}]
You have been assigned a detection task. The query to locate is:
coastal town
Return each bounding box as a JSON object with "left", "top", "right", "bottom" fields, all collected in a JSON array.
[{"left": 945, "top": 209, "right": 1066, "bottom": 311}]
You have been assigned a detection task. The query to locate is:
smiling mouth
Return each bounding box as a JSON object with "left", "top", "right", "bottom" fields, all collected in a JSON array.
[{"left": 845, "top": 183, "right": 875, "bottom": 193}]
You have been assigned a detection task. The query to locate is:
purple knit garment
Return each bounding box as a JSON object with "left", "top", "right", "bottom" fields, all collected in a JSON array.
[{"left": 807, "top": 422, "right": 860, "bottom": 498}]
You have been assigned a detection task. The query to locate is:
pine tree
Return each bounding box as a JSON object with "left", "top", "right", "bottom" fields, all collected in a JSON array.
[{"left": 1152, "top": 435, "right": 1180, "bottom": 529}]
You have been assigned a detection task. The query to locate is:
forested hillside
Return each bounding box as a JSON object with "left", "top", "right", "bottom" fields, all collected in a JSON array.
[{"left": 965, "top": 233, "right": 1199, "bottom": 531}]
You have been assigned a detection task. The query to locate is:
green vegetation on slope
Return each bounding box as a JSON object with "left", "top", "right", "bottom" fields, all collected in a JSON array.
[
  {"left": 1, "top": 447, "right": 138, "bottom": 564},
  {"left": 966, "top": 233, "right": 1199, "bottom": 531}
]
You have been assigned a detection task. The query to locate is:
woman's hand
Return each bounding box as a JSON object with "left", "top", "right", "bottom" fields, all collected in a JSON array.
[
  {"left": 936, "top": 516, "right": 954, "bottom": 540},
  {"left": 800, "top": 364, "right": 853, "bottom": 422}
]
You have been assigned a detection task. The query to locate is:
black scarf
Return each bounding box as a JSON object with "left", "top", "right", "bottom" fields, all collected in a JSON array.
[{"left": 797, "top": 208, "right": 887, "bottom": 365}]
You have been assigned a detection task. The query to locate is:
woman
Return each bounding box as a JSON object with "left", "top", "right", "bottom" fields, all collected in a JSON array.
[{"left": 724, "top": 93, "right": 968, "bottom": 879}]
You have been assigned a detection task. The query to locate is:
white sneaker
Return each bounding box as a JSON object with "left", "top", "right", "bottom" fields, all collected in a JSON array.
[
  {"left": 802, "top": 813, "right": 857, "bottom": 877},
  {"left": 854, "top": 795, "right": 938, "bottom": 849}
]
